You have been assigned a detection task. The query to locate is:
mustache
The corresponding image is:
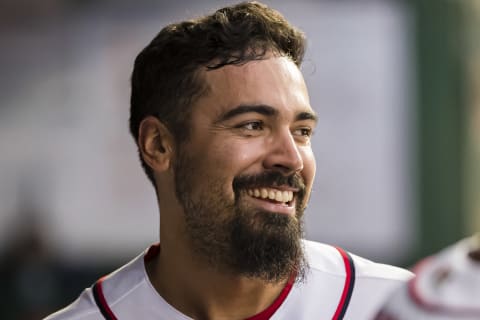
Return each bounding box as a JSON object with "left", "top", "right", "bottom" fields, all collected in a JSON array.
[{"left": 232, "top": 171, "right": 306, "bottom": 193}]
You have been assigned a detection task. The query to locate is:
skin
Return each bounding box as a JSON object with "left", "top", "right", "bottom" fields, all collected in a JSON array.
[{"left": 139, "top": 54, "right": 317, "bottom": 320}]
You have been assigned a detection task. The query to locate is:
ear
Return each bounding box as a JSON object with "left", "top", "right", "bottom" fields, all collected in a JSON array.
[{"left": 138, "top": 116, "right": 175, "bottom": 173}]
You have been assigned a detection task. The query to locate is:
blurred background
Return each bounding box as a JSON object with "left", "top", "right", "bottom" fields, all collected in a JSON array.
[{"left": 0, "top": 0, "right": 479, "bottom": 318}]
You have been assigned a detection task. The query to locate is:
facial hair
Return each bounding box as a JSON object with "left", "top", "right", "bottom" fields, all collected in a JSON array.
[{"left": 174, "top": 149, "right": 308, "bottom": 283}]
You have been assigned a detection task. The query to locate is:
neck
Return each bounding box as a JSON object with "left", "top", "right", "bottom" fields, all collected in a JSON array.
[{"left": 146, "top": 235, "right": 290, "bottom": 320}]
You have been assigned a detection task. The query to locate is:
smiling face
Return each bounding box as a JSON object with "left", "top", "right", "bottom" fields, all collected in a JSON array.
[{"left": 173, "top": 54, "right": 316, "bottom": 281}]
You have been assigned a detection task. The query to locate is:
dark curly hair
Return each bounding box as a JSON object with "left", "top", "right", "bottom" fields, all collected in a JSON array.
[{"left": 130, "top": 1, "right": 306, "bottom": 186}]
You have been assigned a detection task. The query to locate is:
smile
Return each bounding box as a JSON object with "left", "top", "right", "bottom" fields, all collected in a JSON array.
[{"left": 246, "top": 188, "right": 294, "bottom": 204}]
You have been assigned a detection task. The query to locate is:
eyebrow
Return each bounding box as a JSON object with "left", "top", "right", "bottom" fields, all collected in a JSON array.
[
  {"left": 216, "top": 104, "right": 277, "bottom": 123},
  {"left": 216, "top": 104, "right": 318, "bottom": 124},
  {"left": 296, "top": 111, "right": 318, "bottom": 123}
]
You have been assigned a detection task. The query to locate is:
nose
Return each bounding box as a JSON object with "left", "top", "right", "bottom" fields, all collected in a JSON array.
[{"left": 263, "top": 129, "right": 303, "bottom": 175}]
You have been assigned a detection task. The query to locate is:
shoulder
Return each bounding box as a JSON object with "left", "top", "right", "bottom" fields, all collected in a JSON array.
[
  {"left": 275, "top": 240, "right": 412, "bottom": 319},
  {"left": 349, "top": 251, "right": 414, "bottom": 282},
  {"left": 44, "top": 250, "right": 148, "bottom": 320},
  {"left": 43, "top": 288, "right": 101, "bottom": 320},
  {"left": 302, "top": 239, "right": 413, "bottom": 281},
  {"left": 296, "top": 239, "right": 413, "bottom": 319}
]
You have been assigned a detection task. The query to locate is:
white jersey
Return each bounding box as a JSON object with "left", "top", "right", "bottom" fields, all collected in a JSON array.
[
  {"left": 375, "top": 235, "right": 480, "bottom": 320},
  {"left": 45, "top": 240, "right": 412, "bottom": 320}
]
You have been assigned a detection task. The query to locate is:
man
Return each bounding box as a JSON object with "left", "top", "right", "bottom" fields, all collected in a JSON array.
[
  {"left": 375, "top": 234, "right": 480, "bottom": 320},
  {"left": 46, "top": 2, "right": 412, "bottom": 319}
]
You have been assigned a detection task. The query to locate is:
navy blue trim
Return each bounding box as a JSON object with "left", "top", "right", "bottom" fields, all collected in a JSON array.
[
  {"left": 338, "top": 250, "right": 355, "bottom": 319},
  {"left": 92, "top": 281, "right": 116, "bottom": 320}
]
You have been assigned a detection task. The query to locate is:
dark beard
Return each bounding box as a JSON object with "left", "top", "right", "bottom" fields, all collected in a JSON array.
[
  {"left": 228, "top": 209, "right": 307, "bottom": 282},
  {"left": 174, "top": 151, "right": 308, "bottom": 283}
]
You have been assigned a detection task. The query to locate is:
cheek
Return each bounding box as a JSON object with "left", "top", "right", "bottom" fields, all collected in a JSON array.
[
  {"left": 191, "top": 138, "right": 267, "bottom": 190},
  {"left": 196, "top": 142, "right": 256, "bottom": 182},
  {"left": 220, "top": 140, "right": 264, "bottom": 171}
]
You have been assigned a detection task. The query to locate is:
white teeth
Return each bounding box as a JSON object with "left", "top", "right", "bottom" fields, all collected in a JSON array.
[
  {"left": 268, "top": 190, "right": 275, "bottom": 200},
  {"left": 261, "top": 188, "right": 268, "bottom": 198},
  {"left": 275, "top": 190, "right": 283, "bottom": 201},
  {"left": 247, "top": 188, "right": 293, "bottom": 203}
]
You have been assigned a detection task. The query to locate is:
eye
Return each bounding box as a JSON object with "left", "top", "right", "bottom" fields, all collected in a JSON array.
[
  {"left": 240, "top": 121, "right": 264, "bottom": 131},
  {"left": 293, "top": 127, "right": 313, "bottom": 138}
]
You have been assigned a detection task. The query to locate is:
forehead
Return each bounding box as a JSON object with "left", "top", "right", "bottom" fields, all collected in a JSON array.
[{"left": 195, "top": 56, "right": 312, "bottom": 118}]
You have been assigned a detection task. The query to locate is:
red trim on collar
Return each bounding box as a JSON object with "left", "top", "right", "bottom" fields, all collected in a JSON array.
[
  {"left": 143, "top": 243, "right": 296, "bottom": 320},
  {"left": 245, "top": 273, "right": 295, "bottom": 320}
]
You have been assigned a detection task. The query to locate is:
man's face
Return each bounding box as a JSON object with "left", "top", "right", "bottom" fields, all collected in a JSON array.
[{"left": 174, "top": 55, "right": 316, "bottom": 282}]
